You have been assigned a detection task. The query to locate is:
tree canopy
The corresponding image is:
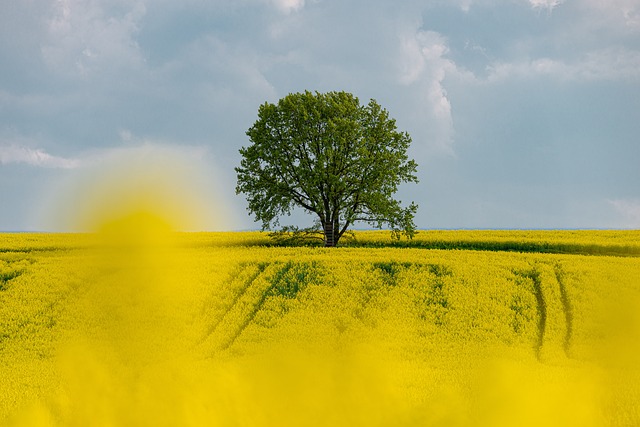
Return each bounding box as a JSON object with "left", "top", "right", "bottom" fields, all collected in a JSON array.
[{"left": 236, "top": 90, "right": 418, "bottom": 247}]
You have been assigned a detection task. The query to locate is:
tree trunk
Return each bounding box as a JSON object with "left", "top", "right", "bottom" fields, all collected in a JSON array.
[{"left": 324, "top": 221, "right": 335, "bottom": 247}]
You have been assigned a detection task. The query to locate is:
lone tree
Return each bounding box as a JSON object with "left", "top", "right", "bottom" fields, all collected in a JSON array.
[{"left": 236, "top": 90, "right": 418, "bottom": 247}]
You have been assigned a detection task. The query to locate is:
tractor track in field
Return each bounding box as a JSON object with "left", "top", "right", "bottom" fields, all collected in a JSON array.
[
  {"left": 202, "top": 258, "right": 578, "bottom": 361},
  {"left": 513, "top": 267, "right": 547, "bottom": 361},
  {"left": 0, "top": 270, "right": 24, "bottom": 291},
  {"left": 217, "top": 278, "right": 278, "bottom": 351},
  {"left": 203, "top": 262, "right": 296, "bottom": 353},
  {"left": 529, "top": 269, "right": 547, "bottom": 361},
  {"left": 519, "top": 262, "right": 575, "bottom": 361},
  {"left": 200, "top": 263, "right": 267, "bottom": 342},
  {"left": 554, "top": 263, "right": 574, "bottom": 357}
]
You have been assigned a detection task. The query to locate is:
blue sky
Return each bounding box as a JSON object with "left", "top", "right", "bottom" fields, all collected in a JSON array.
[{"left": 1, "top": 0, "right": 639, "bottom": 231}]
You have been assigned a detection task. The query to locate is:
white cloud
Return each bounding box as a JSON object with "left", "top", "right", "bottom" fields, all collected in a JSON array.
[
  {"left": 41, "top": 0, "right": 147, "bottom": 78},
  {"left": 529, "top": 0, "right": 565, "bottom": 12},
  {"left": 398, "top": 29, "right": 458, "bottom": 154},
  {"left": 399, "top": 31, "right": 450, "bottom": 84},
  {"left": 581, "top": 0, "right": 640, "bottom": 30},
  {"left": 0, "top": 145, "right": 80, "bottom": 169},
  {"left": 458, "top": 0, "right": 472, "bottom": 13},
  {"left": 181, "top": 35, "right": 278, "bottom": 104},
  {"left": 269, "top": 0, "right": 305, "bottom": 14},
  {"left": 119, "top": 129, "right": 133, "bottom": 142},
  {"left": 486, "top": 48, "right": 640, "bottom": 82},
  {"left": 609, "top": 199, "right": 640, "bottom": 228}
]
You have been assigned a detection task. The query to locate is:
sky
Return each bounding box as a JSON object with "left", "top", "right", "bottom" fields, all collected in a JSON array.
[{"left": 1, "top": 0, "right": 639, "bottom": 231}]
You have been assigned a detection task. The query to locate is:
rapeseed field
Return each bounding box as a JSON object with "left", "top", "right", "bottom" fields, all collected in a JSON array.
[{"left": 1, "top": 221, "right": 639, "bottom": 426}]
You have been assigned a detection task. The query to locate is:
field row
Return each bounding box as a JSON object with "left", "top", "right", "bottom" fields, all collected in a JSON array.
[{"left": 1, "top": 229, "right": 639, "bottom": 256}]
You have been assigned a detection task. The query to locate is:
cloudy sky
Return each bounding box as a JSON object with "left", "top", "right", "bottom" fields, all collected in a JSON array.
[{"left": 1, "top": 0, "right": 639, "bottom": 231}]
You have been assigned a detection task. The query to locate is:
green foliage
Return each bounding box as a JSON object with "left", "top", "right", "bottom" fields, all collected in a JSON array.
[
  {"left": 0, "top": 270, "right": 23, "bottom": 290},
  {"left": 236, "top": 90, "right": 418, "bottom": 246},
  {"left": 267, "top": 261, "right": 324, "bottom": 299},
  {"left": 427, "top": 264, "right": 452, "bottom": 277},
  {"left": 0, "top": 257, "right": 31, "bottom": 291},
  {"left": 373, "top": 261, "right": 413, "bottom": 286}
]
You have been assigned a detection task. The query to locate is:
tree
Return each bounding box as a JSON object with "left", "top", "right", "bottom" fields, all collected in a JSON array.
[{"left": 236, "top": 90, "right": 419, "bottom": 247}]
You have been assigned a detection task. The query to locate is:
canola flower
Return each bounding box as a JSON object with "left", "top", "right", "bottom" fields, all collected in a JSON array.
[{"left": 0, "top": 229, "right": 639, "bottom": 426}]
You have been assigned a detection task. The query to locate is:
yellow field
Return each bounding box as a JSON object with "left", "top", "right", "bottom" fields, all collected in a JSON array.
[{"left": 1, "top": 230, "right": 639, "bottom": 426}]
